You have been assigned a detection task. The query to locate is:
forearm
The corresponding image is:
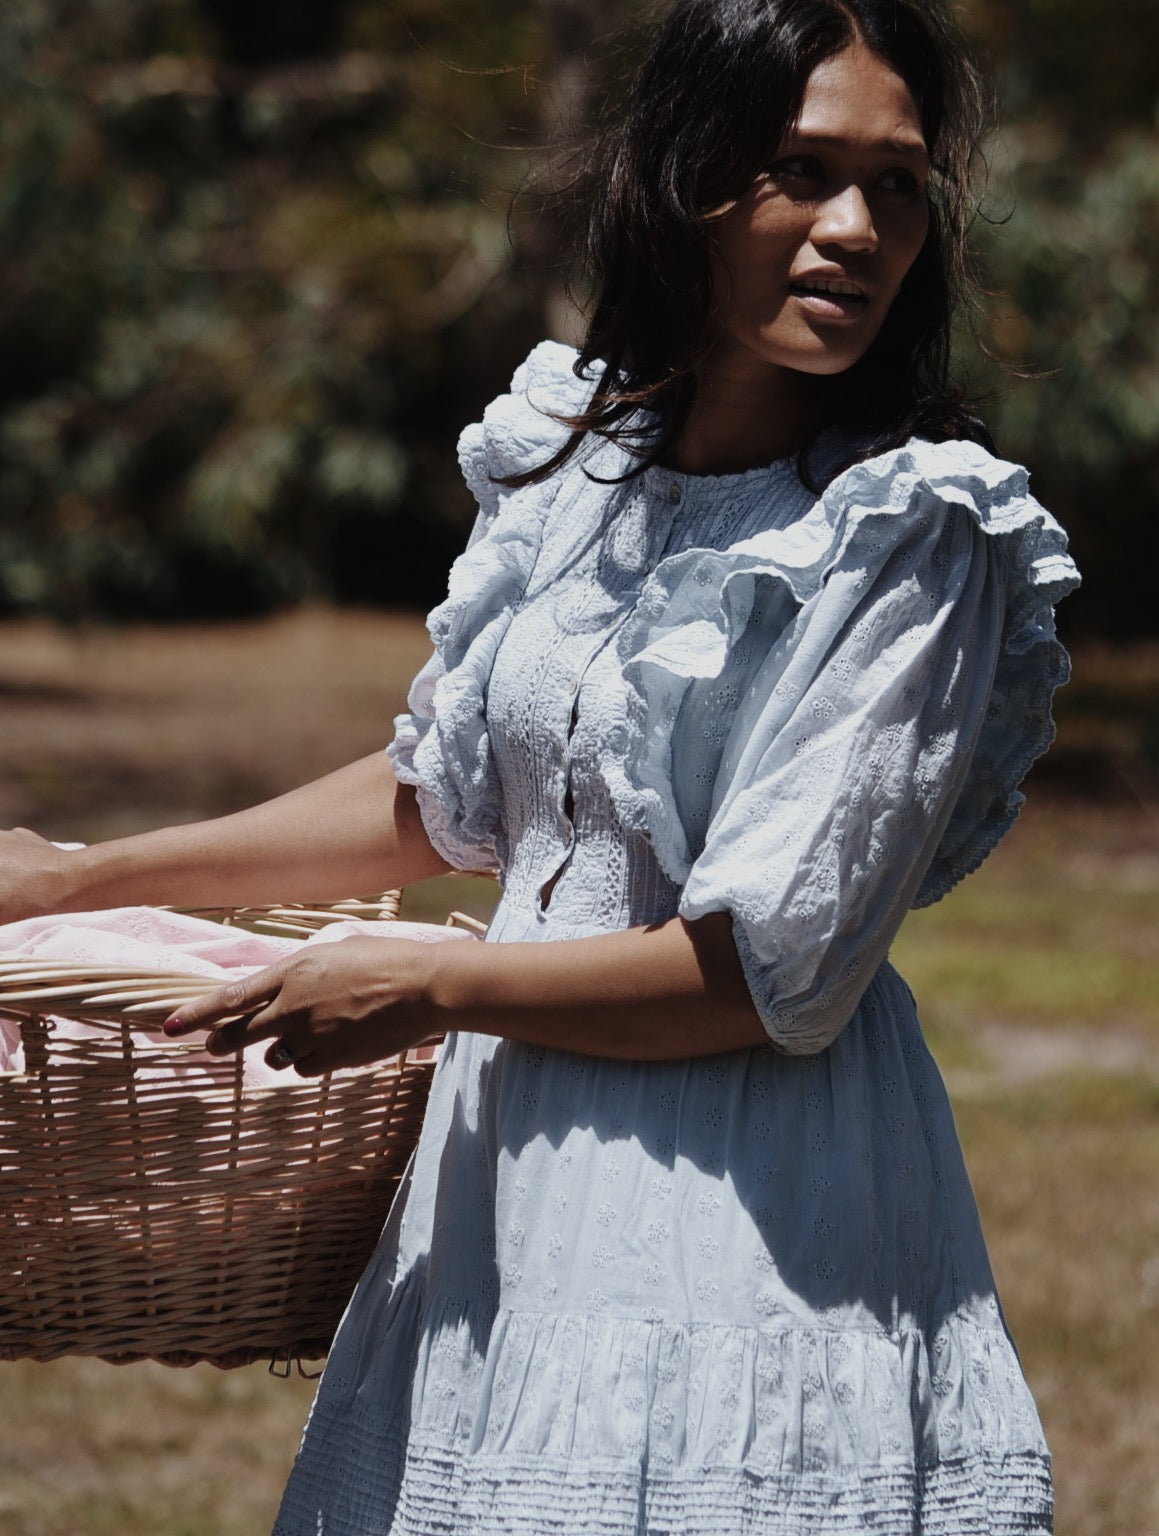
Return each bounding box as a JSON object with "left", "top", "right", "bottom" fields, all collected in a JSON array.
[
  {"left": 45, "top": 753, "right": 452, "bottom": 914},
  {"left": 170, "top": 909, "right": 768, "bottom": 1068},
  {"left": 427, "top": 912, "right": 768, "bottom": 1060}
]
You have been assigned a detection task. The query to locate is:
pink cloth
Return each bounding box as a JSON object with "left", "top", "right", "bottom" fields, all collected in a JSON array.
[{"left": 0, "top": 908, "right": 474, "bottom": 1079}]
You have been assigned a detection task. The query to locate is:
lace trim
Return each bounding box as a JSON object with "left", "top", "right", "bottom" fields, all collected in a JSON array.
[{"left": 389, "top": 344, "right": 597, "bottom": 872}]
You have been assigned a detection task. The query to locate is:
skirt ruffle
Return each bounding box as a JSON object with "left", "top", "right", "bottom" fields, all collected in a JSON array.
[{"left": 274, "top": 1279, "right": 1051, "bottom": 1536}]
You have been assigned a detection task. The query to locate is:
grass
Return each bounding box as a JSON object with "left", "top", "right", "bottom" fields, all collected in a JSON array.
[
  {"left": 0, "top": 1356, "right": 316, "bottom": 1536},
  {"left": 952, "top": 1076, "right": 1159, "bottom": 1536},
  {"left": 895, "top": 808, "right": 1159, "bottom": 1033},
  {"left": 1, "top": 614, "right": 1156, "bottom": 1534},
  {"left": 893, "top": 803, "right": 1159, "bottom": 1536}
]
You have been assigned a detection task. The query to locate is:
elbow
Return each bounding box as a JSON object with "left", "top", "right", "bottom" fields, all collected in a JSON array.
[
  {"left": 686, "top": 912, "right": 877, "bottom": 1056},
  {"left": 739, "top": 934, "right": 875, "bottom": 1056},
  {"left": 759, "top": 994, "right": 859, "bottom": 1055}
]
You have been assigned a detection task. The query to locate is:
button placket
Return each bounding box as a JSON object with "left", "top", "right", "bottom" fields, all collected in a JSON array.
[{"left": 537, "top": 625, "right": 606, "bottom": 915}]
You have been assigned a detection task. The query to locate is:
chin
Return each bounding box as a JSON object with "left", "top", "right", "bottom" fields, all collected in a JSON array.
[
  {"left": 747, "top": 330, "right": 881, "bottom": 381},
  {"left": 798, "top": 354, "right": 866, "bottom": 378},
  {"left": 769, "top": 346, "right": 871, "bottom": 380}
]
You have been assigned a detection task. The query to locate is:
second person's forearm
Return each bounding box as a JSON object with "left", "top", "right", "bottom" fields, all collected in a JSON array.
[{"left": 50, "top": 754, "right": 452, "bottom": 913}]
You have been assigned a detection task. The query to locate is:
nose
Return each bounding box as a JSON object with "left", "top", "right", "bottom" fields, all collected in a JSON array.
[{"left": 812, "top": 183, "right": 878, "bottom": 253}]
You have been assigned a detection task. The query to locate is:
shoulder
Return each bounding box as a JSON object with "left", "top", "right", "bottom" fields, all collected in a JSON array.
[
  {"left": 432, "top": 345, "right": 608, "bottom": 656},
  {"left": 456, "top": 341, "right": 597, "bottom": 506},
  {"left": 828, "top": 436, "right": 1050, "bottom": 537},
  {"left": 818, "top": 437, "right": 1079, "bottom": 609}
]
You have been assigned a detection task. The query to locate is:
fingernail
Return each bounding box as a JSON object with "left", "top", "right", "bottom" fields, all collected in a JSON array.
[{"left": 163, "top": 1017, "right": 184, "bottom": 1035}]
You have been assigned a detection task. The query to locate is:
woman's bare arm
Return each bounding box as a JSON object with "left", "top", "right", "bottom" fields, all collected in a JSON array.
[
  {"left": 166, "top": 910, "right": 769, "bottom": 1067},
  {"left": 428, "top": 913, "right": 766, "bottom": 1059},
  {"left": 0, "top": 753, "right": 452, "bottom": 922}
]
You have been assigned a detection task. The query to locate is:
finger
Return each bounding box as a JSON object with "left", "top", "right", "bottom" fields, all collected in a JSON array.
[
  {"left": 205, "top": 1000, "right": 290, "bottom": 1056},
  {"left": 292, "top": 1054, "right": 325, "bottom": 1078},
  {"left": 264, "top": 1037, "right": 300, "bottom": 1072},
  {"left": 163, "top": 963, "right": 288, "bottom": 1036}
]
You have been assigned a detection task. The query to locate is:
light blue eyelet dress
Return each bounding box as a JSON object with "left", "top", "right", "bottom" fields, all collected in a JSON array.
[{"left": 273, "top": 342, "right": 1079, "bottom": 1536}]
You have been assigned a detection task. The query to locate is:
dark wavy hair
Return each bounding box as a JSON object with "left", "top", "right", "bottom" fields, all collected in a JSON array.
[{"left": 506, "top": 0, "right": 992, "bottom": 488}]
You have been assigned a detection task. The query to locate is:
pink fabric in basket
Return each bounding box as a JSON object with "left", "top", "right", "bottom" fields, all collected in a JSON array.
[{"left": 0, "top": 908, "right": 474, "bottom": 1078}]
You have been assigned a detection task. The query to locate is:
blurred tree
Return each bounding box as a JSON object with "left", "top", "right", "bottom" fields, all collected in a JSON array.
[
  {"left": 0, "top": 0, "right": 1154, "bottom": 636},
  {"left": 959, "top": 0, "right": 1159, "bottom": 638},
  {"left": 966, "top": 0, "right": 1159, "bottom": 138},
  {"left": 0, "top": 0, "right": 556, "bottom": 618},
  {"left": 975, "top": 130, "right": 1159, "bottom": 640}
]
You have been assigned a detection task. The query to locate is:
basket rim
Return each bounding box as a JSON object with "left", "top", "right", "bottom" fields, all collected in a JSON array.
[
  {"left": 0, "top": 892, "right": 483, "bottom": 1033},
  {"left": 0, "top": 891, "right": 454, "bottom": 1368}
]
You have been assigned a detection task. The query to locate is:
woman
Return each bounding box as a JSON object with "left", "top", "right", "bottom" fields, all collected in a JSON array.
[{"left": 2, "top": 0, "right": 1078, "bottom": 1531}]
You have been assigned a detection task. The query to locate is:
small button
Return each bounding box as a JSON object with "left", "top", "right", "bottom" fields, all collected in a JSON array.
[{"left": 666, "top": 482, "right": 682, "bottom": 505}]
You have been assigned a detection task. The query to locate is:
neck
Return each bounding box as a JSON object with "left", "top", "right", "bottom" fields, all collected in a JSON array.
[{"left": 667, "top": 358, "right": 827, "bottom": 477}]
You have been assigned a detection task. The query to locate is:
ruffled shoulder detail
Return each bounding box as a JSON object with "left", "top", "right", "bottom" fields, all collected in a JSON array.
[
  {"left": 455, "top": 340, "right": 594, "bottom": 523},
  {"left": 389, "top": 343, "right": 595, "bottom": 871},
  {"left": 839, "top": 437, "right": 1079, "bottom": 652},
  {"left": 434, "top": 340, "right": 596, "bottom": 666},
  {"left": 860, "top": 441, "right": 1078, "bottom": 904},
  {"left": 609, "top": 437, "right": 1079, "bottom": 907}
]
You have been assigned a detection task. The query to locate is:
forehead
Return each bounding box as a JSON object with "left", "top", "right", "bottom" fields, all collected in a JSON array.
[{"left": 790, "top": 43, "right": 927, "bottom": 156}]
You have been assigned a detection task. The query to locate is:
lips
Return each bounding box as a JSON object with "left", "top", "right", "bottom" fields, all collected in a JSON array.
[
  {"left": 790, "top": 275, "right": 868, "bottom": 299},
  {"left": 788, "top": 275, "right": 870, "bottom": 320}
]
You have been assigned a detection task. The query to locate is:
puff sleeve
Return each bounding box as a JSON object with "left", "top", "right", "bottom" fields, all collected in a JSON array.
[
  {"left": 388, "top": 342, "right": 591, "bottom": 871},
  {"left": 615, "top": 441, "right": 1079, "bottom": 1055}
]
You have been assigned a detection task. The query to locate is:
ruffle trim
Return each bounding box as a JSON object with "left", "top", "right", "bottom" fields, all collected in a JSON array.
[
  {"left": 279, "top": 1430, "right": 1052, "bottom": 1535},
  {"left": 456, "top": 340, "right": 598, "bottom": 521},
  {"left": 606, "top": 437, "right": 1079, "bottom": 904},
  {"left": 390, "top": 344, "right": 597, "bottom": 871},
  {"left": 388, "top": 485, "right": 541, "bottom": 868},
  {"left": 277, "top": 1287, "right": 1052, "bottom": 1535},
  {"left": 442, "top": 341, "right": 596, "bottom": 661}
]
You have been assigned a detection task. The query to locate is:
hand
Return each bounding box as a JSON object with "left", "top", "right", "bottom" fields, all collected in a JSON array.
[
  {"left": 163, "top": 936, "right": 441, "bottom": 1076},
  {"left": 0, "top": 828, "right": 80, "bottom": 923}
]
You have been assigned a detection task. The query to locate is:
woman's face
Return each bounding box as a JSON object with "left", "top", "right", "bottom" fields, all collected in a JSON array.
[{"left": 705, "top": 43, "right": 931, "bottom": 389}]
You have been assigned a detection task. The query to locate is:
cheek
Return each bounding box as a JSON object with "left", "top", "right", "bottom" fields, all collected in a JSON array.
[
  {"left": 712, "top": 206, "right": 806, "bottom": 292},
  {"left": 891, "top": 208, "right": 932, "bottom": 290}
]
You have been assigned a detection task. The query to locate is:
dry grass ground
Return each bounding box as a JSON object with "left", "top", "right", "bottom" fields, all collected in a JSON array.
[{"left": 0, "top": 610, "right": 1156, "bottom": 1536}]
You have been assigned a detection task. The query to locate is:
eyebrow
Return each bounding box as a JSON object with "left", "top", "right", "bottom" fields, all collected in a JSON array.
[{"left": 787, "top": 131, "right": 930, "bottom": 158}]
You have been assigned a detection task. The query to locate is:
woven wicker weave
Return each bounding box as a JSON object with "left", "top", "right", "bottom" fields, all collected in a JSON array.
[{"left": 0, "top": 894, "right": 467, "bottom": 1368}]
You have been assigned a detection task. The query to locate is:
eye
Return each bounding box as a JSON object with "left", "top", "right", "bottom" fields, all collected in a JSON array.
[
  {"left": 878, "top": 168, "right": 924, "bottom": 196},
  {"left": 767, "top": 156, "right": 826, "bottom": 192}
]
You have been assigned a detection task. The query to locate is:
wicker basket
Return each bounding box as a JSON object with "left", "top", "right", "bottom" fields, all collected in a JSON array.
[{"left": 0, "top": 894, "right": 477, "bottom": 1369}]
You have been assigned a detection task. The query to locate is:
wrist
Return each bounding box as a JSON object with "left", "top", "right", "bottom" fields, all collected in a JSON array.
[
  {"left": 422, "top": 936, "right": 497, "bottom": 1031},
  {"left": 37, "top": 841, "right": 99, "bottom": 916},
  {"left": 50, "top": 836, "right": 179, "bottom": 915},
  {"left": 60, "top": 840, "right": 133, "bottom": 913}
]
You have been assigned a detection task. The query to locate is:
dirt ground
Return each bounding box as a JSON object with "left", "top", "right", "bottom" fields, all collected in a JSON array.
[
  {"left": 0, "top": 608, "right": 435, "bottom": 842},
  {"left": 0, "top": 610, "right": 1156, "bottom": 1536}
]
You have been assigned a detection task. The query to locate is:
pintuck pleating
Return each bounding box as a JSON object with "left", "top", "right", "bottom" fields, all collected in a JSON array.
[{"left": 279, "top": 1288, "right": 1053, "bottom": 1535}]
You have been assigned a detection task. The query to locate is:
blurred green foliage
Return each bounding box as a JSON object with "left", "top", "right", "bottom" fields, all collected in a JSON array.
[
  {"left": 977, "top": 129, "right": 1159, "bottom": 640},
  {"left": 0, "top": 0, "right": 555, "bottom": 617},
  {"left": 965, "top": 0, "right": 1159, "bottom": 639},
  {"left": 0, "top": 0, "right": 1155, "bottom": 634}
]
